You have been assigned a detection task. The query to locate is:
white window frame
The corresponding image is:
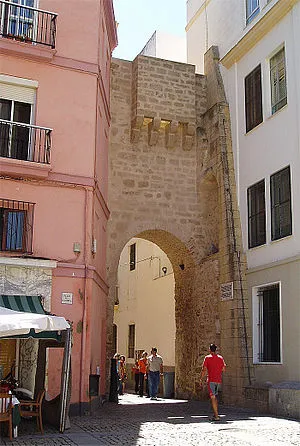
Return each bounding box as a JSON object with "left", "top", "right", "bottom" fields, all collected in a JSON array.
[
  {"left": 269, "top": 46, "right": 287, "bottom": 115},
  {"left": 252, "top": 281, "right": 282, "bottom": 365},
  {"left": 246, "top": 0, "right": 260, "bottom": 24},
  {"left": 1, "top": 0, "right": 38, "bottom": 41}
]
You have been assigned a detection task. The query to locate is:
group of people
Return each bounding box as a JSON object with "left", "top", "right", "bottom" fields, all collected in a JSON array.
[
  {"left": 114, "top": 348, "right": 164, "bottom": 400},
  {"left": 114, "top": 343, "right": 226, "bottom": 421}
]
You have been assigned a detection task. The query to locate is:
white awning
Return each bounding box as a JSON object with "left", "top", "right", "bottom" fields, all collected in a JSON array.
[{"left": 0, "top": 306, "right": 70, "bottom": 338}]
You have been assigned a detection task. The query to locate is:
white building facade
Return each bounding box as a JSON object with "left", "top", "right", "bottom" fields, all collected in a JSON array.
[
  {"left": 140, "top": 31, "right": 187, "bottom": 63},
  {"left": 187, "top": 0, "right": 300, "bottom": 417}
]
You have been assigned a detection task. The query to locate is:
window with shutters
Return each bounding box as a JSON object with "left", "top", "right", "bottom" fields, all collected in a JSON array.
[
  {"left": 246, "top": 0, "right": 260, "bottom": 24},
  {"left": 128, "top": 324, "right": 135, "bottom": 358},
  {"left": 247, "top": 180, "right": 266, "bottom": 248},
  {"left": 0, "top": 199, "right": 35, "bottom": 253},
  {"left": 129, "top": 243, "right": 136, "bottom": 271},
  {"left": 253, "top": 283, "right": 281, "bottom": 363},
  {"left": 270, "top": 166, "right": 292, "bottom": 241},
  {"left": 270, "top": 47, "right": 287, "bottom": 114},
  {"left": 245, "top": 65, "right": 263, "bottom": 132},
  {"left": 0, "top": 78, "right": 52, "bottom": 165}
]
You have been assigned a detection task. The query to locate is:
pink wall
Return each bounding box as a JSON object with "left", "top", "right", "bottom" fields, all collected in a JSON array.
[{"left": 0, "top": 0, "right": 117, "bottom": 411}]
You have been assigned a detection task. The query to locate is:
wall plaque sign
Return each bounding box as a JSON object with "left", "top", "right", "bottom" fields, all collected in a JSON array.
[
  {"left": 220, "top": 282, "right": 233, "bottom": 301},
  {"left": 61, "top": 292, "right": 73, "bottom": 304}
]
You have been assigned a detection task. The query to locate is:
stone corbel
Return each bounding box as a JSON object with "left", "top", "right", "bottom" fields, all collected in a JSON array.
[
  {"left": 182, "top": 122, "right": 196, "bottom": 151},
  {"left": 131, "top": 115, "right": 144, "bottom": 143},
  {"left": 148, "top": 117, "right": 161, "bottom": 146},
  {"left": 165, "top": 120, "right": 179, "bottom": 149}
]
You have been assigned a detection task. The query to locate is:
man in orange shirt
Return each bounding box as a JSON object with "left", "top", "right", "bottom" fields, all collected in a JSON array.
[
  {"left": 200, "top": 343, "right": 226, "bottom": 421},
  {"left": 138, "top": 351, "right": 149, "bottom": 397}
]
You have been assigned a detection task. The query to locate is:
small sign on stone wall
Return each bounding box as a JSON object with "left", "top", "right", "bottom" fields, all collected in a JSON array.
[
  {"left": 61, "top": 292, "right": 73, "bottom": 305},
  {"left": 220, "top": 282, "right": 233, "bottom": 301}
]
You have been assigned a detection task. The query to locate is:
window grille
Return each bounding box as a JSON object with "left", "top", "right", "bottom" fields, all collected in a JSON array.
[
  {"left": 0, "top": 198, "right": 34, "bottom": 253},
  {"left": 257, "top": 284, "right": 280, "bottom": 362},
  {"left": 0, "top": 0, "right": 57, "bottom": 48}
]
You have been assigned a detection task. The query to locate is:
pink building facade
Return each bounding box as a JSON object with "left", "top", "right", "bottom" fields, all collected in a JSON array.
[{"left": 0, "top": 0, "right": 117, "bottom": 414}]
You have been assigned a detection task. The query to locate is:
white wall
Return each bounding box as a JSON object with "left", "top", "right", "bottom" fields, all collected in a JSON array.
[
  {"left": 224, "top": 9, "right": 300, "bottom": 269},
  {"left": 140, "top": 32, "right": 157, "bottom": 58},
  {"left": 187, "top": 0, "right": 300, "bottom": 269},
  {"left": 186, "top": 0, "right": 245, "bottom": 73},
  {"left": 141, "top": 31, "right": 186, "bottom": 63},
  {"left": 186, "top": 0, "right": 282, "bottom": 73}
]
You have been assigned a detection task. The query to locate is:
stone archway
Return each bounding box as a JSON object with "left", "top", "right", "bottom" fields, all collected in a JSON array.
[{"left": 107, "top": 47, "right": 254, "bottom": 405}]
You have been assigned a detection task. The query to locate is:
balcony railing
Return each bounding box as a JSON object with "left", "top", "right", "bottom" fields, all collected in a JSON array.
[
  {"left": 0, "top": 1, "right": 57, "bottom": 48},
  {"left": 0, "top": 119, "right": 52, "bottom": 164}
]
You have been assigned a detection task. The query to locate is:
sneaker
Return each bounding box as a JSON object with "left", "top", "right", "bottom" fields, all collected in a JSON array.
[{"left": 209, "top": 416, "right": 220, "bottom": 422}]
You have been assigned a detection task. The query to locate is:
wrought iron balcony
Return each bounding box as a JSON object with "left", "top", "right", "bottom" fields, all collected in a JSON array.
[
  {"left": 0, "top": 119, "right": 51, "bottom": 164},
  {"left": 0, "top": 1, "right": 57, "bottom": 48}
]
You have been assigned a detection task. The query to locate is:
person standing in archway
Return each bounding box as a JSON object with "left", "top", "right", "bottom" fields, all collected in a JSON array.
[
  {"left": 138, "top": 351, "right": 149, "bottom": 397},
  {"left": 200, "top": 343, "right": 226, "bottom": 421},
  {"left": 147, "top": 347, "right": 163, "bottom": 400}
]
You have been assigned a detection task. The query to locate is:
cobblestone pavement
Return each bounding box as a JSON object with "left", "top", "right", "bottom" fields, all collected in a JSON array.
[{"left": 1, "top": 393, "right": 299, "bottom": 445}]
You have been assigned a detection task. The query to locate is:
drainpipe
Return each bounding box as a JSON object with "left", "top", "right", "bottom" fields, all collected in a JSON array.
[{"left": 79, "top": 187, "right": 90, "bottom": 414}]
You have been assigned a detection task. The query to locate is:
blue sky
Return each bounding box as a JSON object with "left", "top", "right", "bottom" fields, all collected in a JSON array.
[{"left": 112, "top": 0, "right": 187, "bottom": 60}]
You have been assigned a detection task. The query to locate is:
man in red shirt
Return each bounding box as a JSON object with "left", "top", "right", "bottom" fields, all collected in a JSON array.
[{"left": 200, "top": 343, "right": 226, "bottom": 421}]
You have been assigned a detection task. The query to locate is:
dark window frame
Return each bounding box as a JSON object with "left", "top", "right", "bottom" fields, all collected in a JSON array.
[
  {"left": 270, "top": 166, "right": 292, "bottom": 241},
  {"left": 245, "top": 64, "right": 263, "bottom": 133},
  {"left": 258, "top": 284, "right": 281, "bottom": 363},
  {"left": 0, "top": 98, "right": 32, "bottom": 161},
  {"left": 0, "top": 199, "right": 34, "bottom": 253},
  {"left": 129, "top": 243, "right": 136, "bottom": 271},
  {"left": 247, "top": 180, "right": 266, "bottom": 248},
  {"left": 128, "top": 324, "right": 135, "bottom": 359}
]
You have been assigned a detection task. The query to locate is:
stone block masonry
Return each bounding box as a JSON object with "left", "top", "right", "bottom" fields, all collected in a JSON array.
[{"left": 107, "top": 49, "right": 253, "bottom": 407}]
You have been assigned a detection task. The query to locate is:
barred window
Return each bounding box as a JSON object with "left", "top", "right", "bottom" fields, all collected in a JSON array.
[
  {"left": 257, "top": 284, "right": 280, "bottom": 362},
  {"left": 270, "top": 166, "right": 292, "bottom": 241},
  {"left": 0, "top": 199, "right": 34, "bottom": 253},
  {"left": 128, "top": 324, "right": 135, "bottom": 359},
  {"left": 270, "top": 47, "right": 287, "bottom": 114},
  {"left": 248, "top": 180, "right": 266, "bottom": 248},
  {"left": 245, "top": 65, "right": 263, "bottom": 132}
]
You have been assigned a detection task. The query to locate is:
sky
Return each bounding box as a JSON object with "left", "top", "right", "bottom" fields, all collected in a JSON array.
[{"left": 112, "top": 0, "right": 187, "bottom": 61}]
